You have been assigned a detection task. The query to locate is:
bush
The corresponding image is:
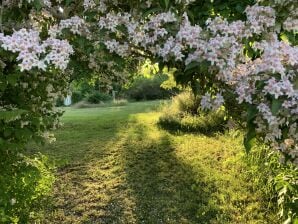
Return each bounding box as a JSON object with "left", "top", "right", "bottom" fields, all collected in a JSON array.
[
  {"left": 0, "top": 152, "right": 54, "bottom": 223},
  {"left": 123, "top": 75, "right": 178, "bottom": 101},
  {"left": 87, "top": 92, "right": 112, "bottom": 104},
  {"left": 159, "top": 109, "right": 226, "bottom": 134},
  {"left": 72, "top": 81, "right": 95, "bottom": 96},
  {"left": 171, "top": 91, "right": 200, "bottom": 115},
  {"left": 244, "top": 144, "right": 298, "bottom": 223},
  {"left": 71, "top": 91, "right": 84, "bottom": 104},
  {"left": 158, "top": 92, "right": 227, "bottom": 134}
]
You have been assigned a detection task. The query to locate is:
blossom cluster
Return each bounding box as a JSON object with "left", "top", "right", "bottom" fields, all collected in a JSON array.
[
  {"left": 245, "top": 4, "right": 276, "bottom": 34},
  {"left": 49, "top": 16, "right": 90, "bottom": 38},
  {"left": 145, "top": 0, "right": 196, "bottom": 6},
  {"left": 83, "top": 0, "right": 96, "bottom": 10},
  {"left": 105, "top": 40, "right": 130, "bottom": 57},
  {"left": 200, "top": 93, "right": 225, "bottom": 111},
  {"left": 0, "top": 29, "right": 74, "bottom": 71},
  {"left": 175, "top": 0, "right": 196, "bottom": 5},
  {"left": 98, "top": 12, "right": 131, "bottom": 32},
  {"left": 283, "top": 17, "right": 298, "bottom": 32},
  {"left": 99, "top": 11, "right": 178, "bottom": 58},
  {"left": 259, "top": 0, "right": 298, "bottom": 32},
  {"left": 83, "top": 0, "right": 111, "bottom": 12}
]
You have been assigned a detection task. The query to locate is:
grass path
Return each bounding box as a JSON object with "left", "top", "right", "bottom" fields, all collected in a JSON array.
[{"left": 36, "top": 101, "right": 277, "bottom": 223}]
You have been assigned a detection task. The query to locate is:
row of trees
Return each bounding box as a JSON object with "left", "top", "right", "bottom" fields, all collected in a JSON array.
[{"left": 0, "top": 0, "right": 297, "bottom": 222}]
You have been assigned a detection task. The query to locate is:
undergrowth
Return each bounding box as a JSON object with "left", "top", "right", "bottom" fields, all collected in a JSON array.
[
  {"left": 158, "top": 93, "right": 298, "bottom": 223},
  {"left": 158, "top": 92, "right": 227, "bottom": 134}
]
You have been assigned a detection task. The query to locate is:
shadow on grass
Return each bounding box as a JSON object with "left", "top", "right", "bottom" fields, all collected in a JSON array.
[
  {"left": 28, "top": 104, "right": 159, "bottom": 223},
  {"left": 157, "top": 116, "right": 226, "bottom": 137},
  {"left": 119, "top": 121, "right": 223, "bottom": 224},
  {"left": 35, "top": 105, "right": 225, "bottom": 223}
]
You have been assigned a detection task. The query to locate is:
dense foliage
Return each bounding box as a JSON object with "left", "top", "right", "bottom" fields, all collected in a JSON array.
[
  {"left": 123, "top": 74, "right": 178, "bottom": 101},
  {"left": 87, "top": 91, "right": 112, "bottom": 104},
  {"left": 0, "top": 152, "right": 54, "bottom": 223}
]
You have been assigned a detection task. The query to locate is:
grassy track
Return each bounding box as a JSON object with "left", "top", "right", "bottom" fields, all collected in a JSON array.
[{"left": 35, "top": 101, "right": 277, "bottom": 223}]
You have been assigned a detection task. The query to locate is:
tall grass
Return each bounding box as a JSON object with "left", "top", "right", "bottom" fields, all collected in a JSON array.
[
  {"left": 158, "top": 92, "right": 298, "bottom": 223},
  {"left": 158, "top": 92, "right": 227, "bottom": 134},
  {"left": 244, "top": 145, "right": 298, "bottom": 223}
]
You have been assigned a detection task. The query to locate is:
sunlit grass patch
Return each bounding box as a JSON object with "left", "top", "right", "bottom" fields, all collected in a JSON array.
[{"left": 31, "top": 101, "right": 278, "bottom": 223}]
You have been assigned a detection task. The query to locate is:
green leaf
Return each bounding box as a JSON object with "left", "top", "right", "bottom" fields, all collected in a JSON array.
[
  {"left": 247, "top": 105, "right": 257, "bottom": 123},
  {"left": 191, "top": 80, "right": 200, "bottom": 95},
  {"left": 184, "top": 61, "right": 210, "bottom": 76},
  {"left": 244, "top": 127, "right": 256, "bottom": 153},
  {"left": 142, "top": 7, "right": 162, "bottom": 18},
  {"left": 199, "top": 60, "right": 209, "bottom": 74},
  {"left": 186, "top": 10, "right": 195, "bottom": 23},
  {"left": 184, "top": 61, "right": 200, "bottom": 72},
  {"left": 218, "top": 3, "right": 228, "bottom": 10},
  {"left": 271, "top": 98, "right": 282, "bottom": 116},
  {"left": 0, "top": 109, "right": 27, "bottom": 121},
  {"left": 245, "top": 105, "right": 258, "bottom": 153},
  {"left": 3, "top": 128, "right": 13, "bottom": 138},
  {"left": 7, "top": 73, "right": 20, "bottom": 86},
  {"left": 294, "top": 76, "right": 298, "bottom": 89},
  {"left": 255, "top": 80, "right": 265, "bottom": 90},
  {"left": 33, "top": 0, "right": 42, "bottom": 11},
  {"left": 158, "top": 62, "right": 165, "bottom": 72},
  {"left": 235, "top": 4, "right": 244, "bottom": 13},
  {"left": 159, "top": 0, "right": 166, "bottom": 9},
  {"left": 0, "top": 80, "right": 7, "bottom": 91},
  {"left": 65, "top": 0, "right": 73, "bottom": 6},
  {"left": 164, "top": 0, "right": 170, "bottom": 9}
]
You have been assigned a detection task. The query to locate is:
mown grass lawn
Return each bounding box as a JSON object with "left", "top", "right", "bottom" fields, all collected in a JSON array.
[{"left": 34, "top": 101, "right": 278, "bottom": 223}]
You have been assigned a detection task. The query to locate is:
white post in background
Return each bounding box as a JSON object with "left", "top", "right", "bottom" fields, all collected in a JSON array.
[{"left": 64, "top": 95, "right": 72, "bottom": 106}]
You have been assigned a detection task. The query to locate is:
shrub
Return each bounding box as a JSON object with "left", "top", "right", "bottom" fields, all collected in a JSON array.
[
  {"left": 171, "top": 91, "right": 200, "bottom": 115},
  {"left": 71, "top": 91, "right": 84, "bottom": 104},
  {"left": 159, "top": 109, "right": 226, "bottom": 134},
  {"left": 72, "top": 81, "right": 95, "bottom": 96},
  {"left": 158, "top": 92, "right": 227, "bottom": 134},
  {"left": 0, "top": 152, "right": 54, "bottom": 223},
  {"left": 87, "top": 92, "right": 112, "bottom": 104},
  {"left": 123, "top": 75, "right": 178, "bottom": 101}
]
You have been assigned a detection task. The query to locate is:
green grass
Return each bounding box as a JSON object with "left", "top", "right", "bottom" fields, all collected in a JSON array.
[{"left": 31, "top": 101, "right": 278, "bottom": 223}]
